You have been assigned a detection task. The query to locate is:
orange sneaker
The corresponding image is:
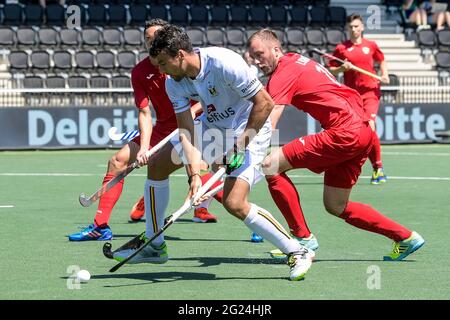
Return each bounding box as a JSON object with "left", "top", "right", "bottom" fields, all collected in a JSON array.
[
  {"left": 129, "top": 196, "right": 145, "bottom": 222},
  {"left": 192, "top": 208, "right": 218, "bottom": 223}
]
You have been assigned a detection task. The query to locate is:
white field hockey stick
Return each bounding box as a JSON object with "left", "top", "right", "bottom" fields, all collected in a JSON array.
[
  {"left": 109, "top": 167, "right": 226, "bottom": 272},
  {"left": 79, "top": 128, "right": 179, "bottom": 207},
  {"left": 311, "top": 48, "right": 383, "bottom": 81},
  {"left": 102, "top": 181, "right": 224, "bottom": 259},
  {"left": 108, "top": 127, "right": 140, "bottom": 141}
]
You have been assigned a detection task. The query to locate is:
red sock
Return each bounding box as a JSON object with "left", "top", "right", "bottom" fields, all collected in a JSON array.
[
  {"left": 368, "top": 133, "right": 383, "bottom": 169},
  {"left": 266, "top": 173, "right": 311, "bottom": 238},
  {"left": 339, "top": 202, "right": 411, "bottom": 242},
  {"left": 200, "top": 172, "right": 224, "bottom": 203},
  {"left": 94, "top": 173, "right": 124, "bottom": 228}
]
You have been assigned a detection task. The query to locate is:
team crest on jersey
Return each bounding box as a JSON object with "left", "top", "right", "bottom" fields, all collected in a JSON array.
[
  {"left": 207, "top": 104, "right": 217, "bottom": 113},
  {"left": 362, "top": 47, "right": 370, "bottom": 54},
  {"left": 208, "top": 83, "right": 218, "bottom": 96}
]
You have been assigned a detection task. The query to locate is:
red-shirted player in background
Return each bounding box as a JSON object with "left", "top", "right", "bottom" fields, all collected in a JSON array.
[
  {"left": 329, "top": 13, "right": 390, "bottom": 185},
  {"left": 68, "top": 19, "right": 220, "bottom": 241},
  {"left": 248, "top": 29, "right": 424, "bottom": 262}
]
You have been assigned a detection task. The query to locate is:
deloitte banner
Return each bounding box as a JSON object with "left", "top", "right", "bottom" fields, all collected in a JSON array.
[{"left": 0, "top": 104, "right": 449, "bottom": 150}]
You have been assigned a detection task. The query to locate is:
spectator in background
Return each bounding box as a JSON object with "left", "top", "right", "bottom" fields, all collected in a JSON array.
[
  {"left": 429, "top": 0, "right": 450, "bottom": 30},
  {"left": 402, "top": 0, "right": 430, "bottom": 30}
]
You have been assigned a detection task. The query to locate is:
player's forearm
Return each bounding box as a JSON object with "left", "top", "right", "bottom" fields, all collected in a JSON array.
[
  {"left": 138, "top": 107, "right": 152, "bottom": 151},
  {"left": 270, "top": 104, "right": 285, "bottom": 130},
  {"left": 190, "top": 102, "right": 203, "bottom": 119},
  {"left": 379, "top": 61, "right": 389, "bottom": 77},
  {"left": 176, "top": 110, "right": 202, "bottom": 176},
  {"left": 329, "top": 66, "right": 344, "bottom": 76},
  {"left": 237, "top": 89, "right": 274, "bottom": 150}
]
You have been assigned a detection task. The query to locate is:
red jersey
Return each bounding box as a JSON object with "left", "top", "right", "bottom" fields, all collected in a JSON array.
[
  {"left": 131, "top": 58, "right": 178, "bottom": 133},
  {"left": 330, "top": 38, "right": 384, "bottom": 95},
  {"left": 267, "top": 53, "right": 366, "bottom": 130}
]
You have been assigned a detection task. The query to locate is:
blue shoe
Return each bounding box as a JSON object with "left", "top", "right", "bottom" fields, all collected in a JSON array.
[
  {"left": 383, "top": 231, "right": 425, "bottom": 261},
  {"left": 68, "top": 224, "right": 113, "bottom": 241},
  {"left": 251, "top": 232, "right": 264, "bottom": 243}
]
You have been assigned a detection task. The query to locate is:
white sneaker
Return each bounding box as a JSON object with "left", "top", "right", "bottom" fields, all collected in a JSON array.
[
  {"left": 113, "top": 241, "right": 169, "bottom": 264},
  {"left": 287, "top": 248, "right": 315, "bottom": 281}
]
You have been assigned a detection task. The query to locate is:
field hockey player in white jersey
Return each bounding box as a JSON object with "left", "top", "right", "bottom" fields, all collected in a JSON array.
[{"left": 113, "top": 24, "right": 314, "bottom": 281}]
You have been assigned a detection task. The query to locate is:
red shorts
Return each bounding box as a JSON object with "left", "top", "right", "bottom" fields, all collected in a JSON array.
[
  {"left": 131, "top": 125, "right": 176, "bottom": 149},
  {"left": 282, "top": 123, "right": 374, "bottom": 188},
  {"left": 360, "top": 91, "right": 380, "bottom": 120}
]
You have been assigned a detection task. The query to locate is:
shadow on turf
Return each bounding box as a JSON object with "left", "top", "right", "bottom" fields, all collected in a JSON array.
[
  {"left": 89, "top": 271, "right": 287, "bottom": 287},
  {"left": 108, "top": 235, "right": 250, "bottom": 243}
]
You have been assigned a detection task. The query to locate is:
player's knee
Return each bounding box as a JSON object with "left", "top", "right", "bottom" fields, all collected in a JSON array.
[
  {"left": 222, "top": 197, "right": 246, "bottom": 219},
  {"left": 261, "top": 157, "right": 277, "bottom": 176},
  {"left": 323, "top": 200, "right": 346, "bottom": 216},
  {"left": 109, "top": 154, "right": 127, "bottom": 172}
]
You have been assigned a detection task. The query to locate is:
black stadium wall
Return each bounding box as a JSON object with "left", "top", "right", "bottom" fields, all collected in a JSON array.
[{"left": 0, "top": 104, "right": 449, "bottom": 150}]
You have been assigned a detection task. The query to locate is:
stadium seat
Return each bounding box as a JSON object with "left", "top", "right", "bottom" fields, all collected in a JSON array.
[
  {"left": 289, "top": 6, "right": 308, "bottom": 27},
  {"left": 81, "top": 27, "right": 103, "bottom": 47},
  {"left": 269, "top": 5, "right": 288, "bottom": 27},
  {"left": 245, "top": 26, "right": 260, "bottom": 45},
  {"left": 108, "top": 5, "right": 127, "bottom": 26},
  {"left": 9, "top": 51, "right": 29, "bottom": 71},
  {"left": 53, "top": 50, "right": 73, "bottom": 70},
  {"left": 90, "top": 75, "right": 110, "bottom": 88},
  {"left": 206, "top": 27, "right": 226, "bottom": 47},
  {"left": 75, "top": 51, "right": 96, "bottom": 70},
  {"left": 138, "top": 51, "right": 148, "bottom": 61},
  {"left": 305, "top": 28, "right": 326, "bottom": 50},
  {"left": 68, "top": 75, "right": 89, "bottom": 88},
  {"left": 87, "top": 4, "right": 108, "bottom": 26},
  {"left": 103, "top": 27, "right": 122, "bottom": 47},
  {"left": 170, "top": 4, "right": 190, "bottom": 26},
  {"left": 149, "top": 5, "right": 169, "bottom": 22},
  {"left": 24, "top": 4, "right": 44, "bottom": 26},
  {"left": 285, "top": 27, "right": 306, "bottom": 53},
  {"left": 38, "top": 27, "right": 58, "bottom": 47},
  {"left": 96, "top": 50, "right": 116, "bottom": 70},
  {"left": 129, "top": 4, "right": 149, "bottom": 26},
  {"left": 437, "top": 29, "right": 450, "bottom": 51},
  {"left": 60, "top": 28, "right": 80, "bottom": 47},
  {"left": 112, "top": 74, "right": 131, "bottom": 88},
  {"left": 225, "top": 27, "right": 247, "bottom": 52},
  {"left": 23, "top": 75, "right": 44, "bottom": 88},
  {"left": 325, "top": 28, "right": 346, "bottom": 51},
  {"left": 381, "top": 73, "right": 399, "bottom": 103},
  {"left": 229, "top": 5, "right": 249, "bottom": 26},
  {"left": 45, "top": 4, "right": 65, "bottom": 26},
  {"left": 327, "top": 6, "right": 346, "bottom": 28},
  {"left": 210, "top": 5, "right": 229, "bottom": 26},
  {"left": 46, "top": 75, "right": 66, "bottom": 88},
  {"left": 291, "top": 0, "right": 310, "bottom": 7},
  {"left": 117, "top": 50, "right": 137, "bottom": 70},
  {"left": 16, "top": 27, "right": 37, "bottom": 47},
  {"left": 272, "top": 27, "right": 286, "bottom": 48},
  {"left": 186, "top": 27, "right": 207, "bottom": 47},
  {"left": 435, "top": 51, "right": 450, "bottom": 70},
  {"left": 309, "top": 6, "right": 328, "bottom": 27},
  {"left": 123, "top": 27, "right": 143, "bottom": 47},
  {"left": 2, "top": 4, "right": 23, "bottom": 26},
  {"left": 417, "top": 29, "right": 437, "bottom": 49},
  {"left": 248, "top": 5, "right": 269, "bottom": 27},
  {"left": 0, "top": 27, "right": 16, "bottom": 47},
  {"left": 189, "top": 4, "right": 209, "bottom": 26},
  {"left": 30, "top": 50, "right": 51, "bottom": 70}
]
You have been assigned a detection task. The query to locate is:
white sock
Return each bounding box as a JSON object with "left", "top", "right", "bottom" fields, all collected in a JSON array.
[
  {"left": 244, "top": 204, "right": 302, "bottom": 254},
  {"left": 195, "top": 196, "right": 213, "bottom": 210},
  {"left": 144, "top": 179, "right": 169, "bottom": 246}
]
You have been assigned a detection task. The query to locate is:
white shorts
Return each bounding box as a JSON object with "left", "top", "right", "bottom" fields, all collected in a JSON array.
[{"left": 170, "top": 119, "right": 271, "bottom": 188}]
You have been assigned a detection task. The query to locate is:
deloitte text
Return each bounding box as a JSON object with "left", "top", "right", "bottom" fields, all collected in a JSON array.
[{"left": 28, "top": 109, "right": 138, "bottom": 146}]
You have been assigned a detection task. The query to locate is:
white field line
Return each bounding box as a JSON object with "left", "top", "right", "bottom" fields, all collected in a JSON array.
[
  {"left": 383, "top": 152, "right": 450, "bottom": 156},
  {"left": 0, "top": 173, "right": 449, "bottom": 181},
  {"left": 0, "top": 205, "right": 14, "bottom": 208}
]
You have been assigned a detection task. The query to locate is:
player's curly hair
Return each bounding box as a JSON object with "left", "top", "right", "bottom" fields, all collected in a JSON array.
[
  {"left": 144, "top": 18, "right": 168, "bottom": 32},
  {"left": 149, "top": 24, "right": 193, "bottom": 58}
]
